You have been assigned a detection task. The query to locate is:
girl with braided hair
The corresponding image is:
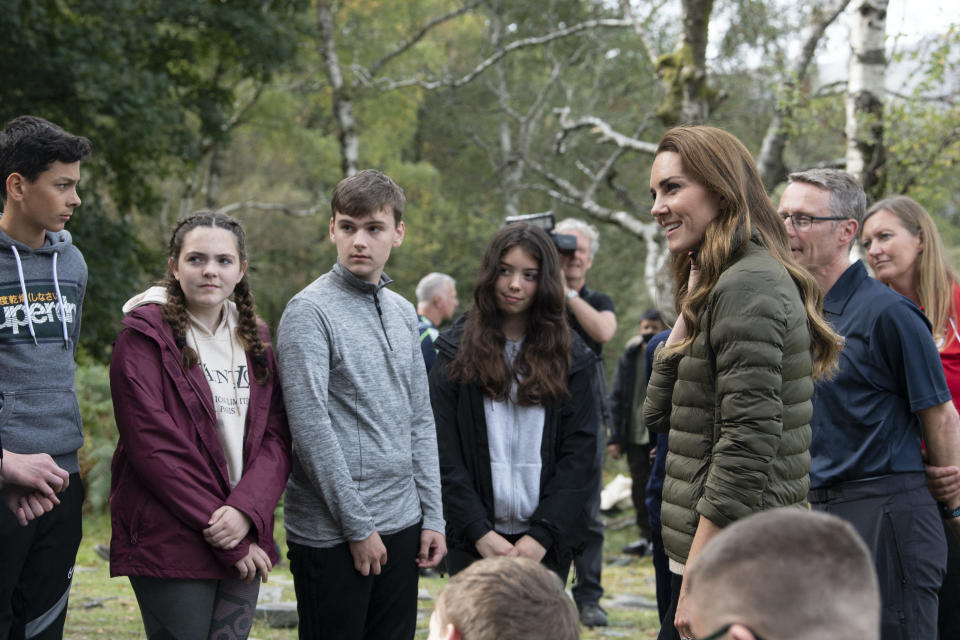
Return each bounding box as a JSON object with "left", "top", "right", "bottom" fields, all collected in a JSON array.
[{"left": 108, "top": 211, "right": 291, "bottom": 640}]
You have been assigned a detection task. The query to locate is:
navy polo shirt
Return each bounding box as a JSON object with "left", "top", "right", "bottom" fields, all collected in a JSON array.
[{"left": 810, "top": 260, "right": 952, "bottom": 488}]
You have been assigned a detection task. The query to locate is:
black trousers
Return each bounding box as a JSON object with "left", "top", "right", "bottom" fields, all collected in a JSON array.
[
  {"left": 939, "top": 520, "right": 960, "bottom": 639},
  {"left": 656, "top": 572, "right": 682, "bottom": 640},
  {"left": 650, "top": 525, "right": 672, "bottom": 623},
  {"left": 572, "top": 419, "right": 605, "bottom": 608},
  {"left": 288, "top": 523, "right": 420, "bottom": 640},
  {"left": 626, "top": 443, "right": 653, "bottom": 538},
  {"left": 0, "top": 473, "right": 84, "bottom": 640},
  {"left": 810, "top": 473, "right": 946, "bottom": 640}
]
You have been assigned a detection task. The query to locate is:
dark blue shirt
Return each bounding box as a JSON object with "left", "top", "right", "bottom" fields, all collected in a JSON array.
[
  {"left": 644, "top": 329, "right": 671, "bottom": 530},
  {"left": 418, "top": 315, "right": 438, "bottom": 372},
  {"left": 811, "top": 260, "right": 951, "bottom": 488}
]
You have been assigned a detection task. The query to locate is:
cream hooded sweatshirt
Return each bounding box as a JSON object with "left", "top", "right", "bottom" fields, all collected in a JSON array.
[{"left": 123, "top": 286, "right": 250, "bottom": 487}]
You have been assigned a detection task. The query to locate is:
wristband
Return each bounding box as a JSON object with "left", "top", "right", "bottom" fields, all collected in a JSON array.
[
  {"left": 565, "top": 289, "right": 578, "bottom": 300},
  {"left": 940, "top": 502, "right": 960, "bottom": 520}
]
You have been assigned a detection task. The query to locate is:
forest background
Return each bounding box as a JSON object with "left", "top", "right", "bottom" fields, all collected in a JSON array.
[{"left": 2, "top": 0, "right": 959, "bottom": 513}]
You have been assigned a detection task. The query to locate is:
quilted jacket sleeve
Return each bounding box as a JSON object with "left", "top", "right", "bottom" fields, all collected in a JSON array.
[
  {"left": 697, "top": 276, "right": 787, "bottom": 527},
  {"left": 643, "top": 342, "right": 682, "bottom": 434}
]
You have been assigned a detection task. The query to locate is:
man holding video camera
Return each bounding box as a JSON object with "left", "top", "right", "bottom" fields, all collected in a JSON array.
[{"left": 554, "top": 217, "right": 617, "bottom": 628}]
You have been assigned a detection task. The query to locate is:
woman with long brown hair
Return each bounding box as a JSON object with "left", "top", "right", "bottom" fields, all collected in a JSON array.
[
  {"left": 643, "top": 125, "right": 840, "bottom": 640},
  {"left": 428, "top": 223, "right": 599, "bottom": 582},
  {"left": 861, "top": 195, "right": 960, "bottom": 639}
]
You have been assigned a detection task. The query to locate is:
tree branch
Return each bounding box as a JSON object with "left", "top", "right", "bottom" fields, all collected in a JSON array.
[
  {"left": 366, "top": 0, "right": 485, "bottom": 77},
  {"left": 618, "top": 0, "right": 666, "bottom": 67},
  {"left": 553, "top": 107, "right": 659, "bottom": 154},
  {"left": 374, "top": 18, "right": 632, "bottom": 90},
  {"left": 215, "top": 201, "right": 326, "bottom": 217},
  {"left": 892, "top": 128, "right": 960, "bottom": 194},
  {"left": 756, "top": 0, "right": 852, "bottom": 190}
]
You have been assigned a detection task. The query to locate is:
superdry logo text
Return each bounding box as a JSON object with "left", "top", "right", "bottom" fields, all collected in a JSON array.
[{"left": 0, "top": 281, "right": 80, "bottom": 342}]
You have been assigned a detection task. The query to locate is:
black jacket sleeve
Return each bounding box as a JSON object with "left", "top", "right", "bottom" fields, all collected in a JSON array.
[
  {"left": 429, "top": 354, "right": 494, "bottom": 545},
  {"left": 527, "top": 358, "right": 601, "bottom": 551},
  {"left": 608, "top": 350, "right": 632, "bottom": 446}
]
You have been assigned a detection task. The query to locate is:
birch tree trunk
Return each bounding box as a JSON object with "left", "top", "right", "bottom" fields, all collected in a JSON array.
[
  {"left": 845, "top": 0, "right": 888, "bottom": 198},
  {"left": 488, "top": 8, "right": 524, "bottom": 217},
  {"left": 318, "top": 0, "right": 358, "bottom": 178}
]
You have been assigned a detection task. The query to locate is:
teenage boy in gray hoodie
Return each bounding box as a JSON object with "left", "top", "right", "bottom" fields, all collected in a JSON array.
[
  {"left": 0, "top": 115, "right": 91, "bottom": 640},
  {"left": 277, "top": 169, "right": 445, "bottom": 640}
]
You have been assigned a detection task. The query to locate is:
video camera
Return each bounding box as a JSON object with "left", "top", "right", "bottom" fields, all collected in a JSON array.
[{"left": 504, "top": 211, "right": 577, "bottom": 255}]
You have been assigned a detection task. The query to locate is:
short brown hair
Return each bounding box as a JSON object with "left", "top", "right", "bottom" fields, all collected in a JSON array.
[
  {"left": 434, "top": 557, "right": 579, "bottom": 640},
  {"left": 686, "top": 508, "right": 880, "bottom": 640},
  {"left": 330, "top": 169, "right": 405, "bottom": 224}
]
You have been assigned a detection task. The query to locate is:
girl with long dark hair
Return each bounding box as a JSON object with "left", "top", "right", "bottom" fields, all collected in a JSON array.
[
  {"left": 109, "top": 211, "right": 291, "bottom": 639},
  {"left": 428, "top": 223, "right": 599, "bottom": 581}
]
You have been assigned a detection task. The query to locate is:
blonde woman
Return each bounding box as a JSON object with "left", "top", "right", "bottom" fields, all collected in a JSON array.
[{"left": 862, "top": 195, "right": 960, "bottom": 639}]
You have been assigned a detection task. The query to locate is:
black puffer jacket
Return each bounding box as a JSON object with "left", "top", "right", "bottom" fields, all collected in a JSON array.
[{"left": 428, "top": 317, "right": 600, "bottom": 558}]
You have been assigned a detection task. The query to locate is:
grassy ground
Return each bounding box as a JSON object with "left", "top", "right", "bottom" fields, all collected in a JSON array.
[{"left": 64, "top": 460, "right": 661, "bottom": 639}]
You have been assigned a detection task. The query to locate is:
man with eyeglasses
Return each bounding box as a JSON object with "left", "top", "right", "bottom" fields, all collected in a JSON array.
[
  {"left": 684, "top": 509, "right": 880, "bottom": 640},
  {"left": 778, "top": 168, "right": 960, "bottom": 640}
]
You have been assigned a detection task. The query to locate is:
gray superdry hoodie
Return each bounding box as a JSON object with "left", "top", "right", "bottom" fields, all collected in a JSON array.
[
  {"left": 277, "top": 261, "right": 444, "bottom": 547},
  {"left": 0, "top": 224, "right": 87, "bottom": 473}
]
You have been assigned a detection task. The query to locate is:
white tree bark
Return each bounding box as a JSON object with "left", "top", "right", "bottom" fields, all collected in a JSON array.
[
  {"left": 845, "top": 0, "right": 888, "bottom": 197},
  {"left": 317, "top": 0, "right": 358, "bottom": 178}
]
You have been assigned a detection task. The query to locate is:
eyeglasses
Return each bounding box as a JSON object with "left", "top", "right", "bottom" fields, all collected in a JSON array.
[
  {"left": 780, "top": 212, "right": 848, "bottom": 231},
  {"left": 701, "top": 623, "right": 768, "bottom": 640}
]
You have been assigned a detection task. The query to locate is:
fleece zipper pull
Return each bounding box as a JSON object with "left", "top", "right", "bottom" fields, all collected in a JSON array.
[{"left": 372, "top": 289, "right": 393, "bottom": 351}]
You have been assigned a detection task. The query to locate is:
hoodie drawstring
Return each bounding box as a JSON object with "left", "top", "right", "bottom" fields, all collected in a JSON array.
[
  {"left": 9, "top": 246, "right": 71, "bottom": 349},
  {"left": 10, "top": 245, "right": 37, "bottom": 345},
  {"left": 51, "top": 252, "right": 70, "bottom": 349}
]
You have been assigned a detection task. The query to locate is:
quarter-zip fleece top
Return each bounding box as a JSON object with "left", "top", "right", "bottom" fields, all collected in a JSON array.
[
  {"left": 277, "top": 261, "right": 444, "bottom": 547},
  {"left": 0, "top": 224, "right": 87, "bottom": 473}
]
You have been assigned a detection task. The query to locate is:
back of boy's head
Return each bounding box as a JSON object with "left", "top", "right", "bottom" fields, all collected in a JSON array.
[
  {"left": 330, "top": 169, "right": 405, "bottom": 225},
  {"left": 685, "top": 508, "right": 880, "bottom": 640},
  {"left": 0, "top": 115, "right": 92, "bottom": 201},
  {"left": 435, "top": 557, "right": 579, "bottom": 640}
]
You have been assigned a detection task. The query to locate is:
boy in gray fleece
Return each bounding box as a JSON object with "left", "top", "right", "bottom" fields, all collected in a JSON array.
[
  {"left": 277, "top": 169, "right": 445, "bottom": 640},
  {"left": 0, "top": 116, "right": 91, "bottom": 640}
]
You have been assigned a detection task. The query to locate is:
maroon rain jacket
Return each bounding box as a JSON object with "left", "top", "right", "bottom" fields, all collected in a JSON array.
[{"left": 108, "top": 303, "right": 291, "bottom": 579}]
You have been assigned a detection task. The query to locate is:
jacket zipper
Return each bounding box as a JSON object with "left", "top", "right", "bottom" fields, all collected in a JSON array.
[{"left": 372, "top": 290, "right": 393, "bottom": 351}]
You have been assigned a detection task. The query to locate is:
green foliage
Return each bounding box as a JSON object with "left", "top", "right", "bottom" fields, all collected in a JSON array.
[
  {"left": 76, "top": 363, "right": 117, "bottom": 515},
  {"left": 884, "top": 27, "right": 960, "bottom": 216},
  {"left": 69, "top": 199, "right": 150, "bottom": 362},
  {"left": 4, "top": 0, "right": 960, "bottom": 373},
  {"left": 0, "top": 0, "right": 308, "bottom": 362}
]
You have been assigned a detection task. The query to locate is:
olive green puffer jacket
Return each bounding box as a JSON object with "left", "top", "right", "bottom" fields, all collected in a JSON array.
[{"left": 643, "top": 234, "right": 813, "bottom": 566}]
